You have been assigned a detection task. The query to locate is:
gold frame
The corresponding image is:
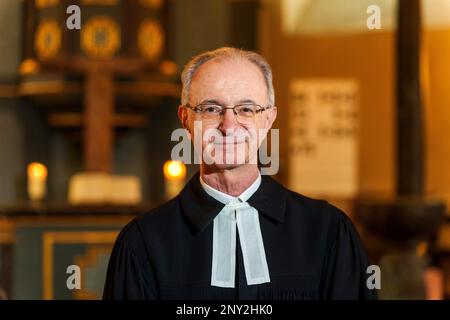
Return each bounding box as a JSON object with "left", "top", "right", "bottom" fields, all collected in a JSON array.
[
  {"left": 73, "top": 244, "right": 114, "bottom": 299},
  {"left": 42, "top": 231, "right": 118, "bottom": 300},
  {"left": 0, "top": 219, "right": 15, "bottom": 244}
]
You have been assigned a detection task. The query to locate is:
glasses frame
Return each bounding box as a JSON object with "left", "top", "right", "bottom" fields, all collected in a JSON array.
[{"left": 184, "top": 103, "right": 271, "bottom": 123}]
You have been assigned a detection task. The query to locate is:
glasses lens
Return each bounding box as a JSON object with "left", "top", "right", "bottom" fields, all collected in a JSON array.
[
  {"left": 196, "top": 104, "right": 222, "bottom": 120},
  {"left": 235, "top": 104, "right": 260, "bottom": 123}
]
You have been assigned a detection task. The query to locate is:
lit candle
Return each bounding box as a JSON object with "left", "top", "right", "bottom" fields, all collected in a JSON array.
[
  {"left": 163, "top": 160, "right": 186, "bottom": 199},
  {"left": 27, "top": 162, "right": 48, "bottom": 202}
]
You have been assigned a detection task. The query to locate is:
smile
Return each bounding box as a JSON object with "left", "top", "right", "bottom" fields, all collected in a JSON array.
[{"left": 213, "top": 140, "right": 246, "bottom": 145}]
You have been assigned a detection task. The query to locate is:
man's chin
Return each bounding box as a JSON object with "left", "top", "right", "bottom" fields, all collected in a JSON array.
[
  {"left": 205, "top": 158, "right": 248, "bottom": 171},
  {"left": 212, "top": 162, "right": 242, "bottom": 170}
]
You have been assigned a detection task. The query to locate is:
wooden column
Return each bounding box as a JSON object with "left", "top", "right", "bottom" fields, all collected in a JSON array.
[{"left": 397, "top": 0, "right": 424, "bottom": 195}]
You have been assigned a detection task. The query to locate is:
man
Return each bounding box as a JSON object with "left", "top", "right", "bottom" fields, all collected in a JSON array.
[{"left": 103, "top": 47, "right": 376, "bottom": 300}]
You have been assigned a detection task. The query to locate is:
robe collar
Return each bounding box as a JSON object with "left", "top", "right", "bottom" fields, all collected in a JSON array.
[
  {"left": 179, "top": 171, "right": 287, "bottom": 232},
  {"left": 199, "top": 173, "right": 261, "bottom": 204}
]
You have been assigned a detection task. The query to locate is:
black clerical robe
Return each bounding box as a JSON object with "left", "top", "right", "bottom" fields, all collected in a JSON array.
[{"left": 103, "top": 172, "right": 377, "bottom": 300}]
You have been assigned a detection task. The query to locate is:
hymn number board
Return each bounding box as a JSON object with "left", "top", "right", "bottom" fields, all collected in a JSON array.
[{"left": 288, "top": 79, "right": 359, "bottom": 198}]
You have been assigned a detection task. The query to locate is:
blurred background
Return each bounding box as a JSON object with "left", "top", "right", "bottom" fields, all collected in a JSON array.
[{"left": 0, "top": 0, "right": 449, "bottom": 300}]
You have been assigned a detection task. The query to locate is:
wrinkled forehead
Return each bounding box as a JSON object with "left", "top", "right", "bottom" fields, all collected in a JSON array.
[{"left": 189, "top": 58, "right": 268, "bottom": 105}]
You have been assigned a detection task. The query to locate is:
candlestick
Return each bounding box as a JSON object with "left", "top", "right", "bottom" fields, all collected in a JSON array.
[{"left": 163, "top": 160, "right": 186, "bottom": 200}]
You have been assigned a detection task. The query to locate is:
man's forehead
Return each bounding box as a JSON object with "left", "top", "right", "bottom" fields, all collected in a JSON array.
[
  {"left": 193, "top": 58, "right": 264, "bottom": 83},
  {"left": 189, "top": 58, "right": 267, "bottom": 100}
]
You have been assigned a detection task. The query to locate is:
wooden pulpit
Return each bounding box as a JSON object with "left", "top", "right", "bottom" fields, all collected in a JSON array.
[{"left": 19, "top": 0, "right": 179, "bottom": 174}]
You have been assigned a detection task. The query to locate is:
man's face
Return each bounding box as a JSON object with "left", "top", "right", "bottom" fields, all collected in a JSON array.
[{"left": 179, "top": 58, "right": 277, "bottom": 170}]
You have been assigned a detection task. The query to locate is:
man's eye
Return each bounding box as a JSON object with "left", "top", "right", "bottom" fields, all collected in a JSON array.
[
  {"left": 203, "top": 106, "right": 221, "bottom": 113},
  {"left": 238, "top": 106, "right": 256, "bottom": 114}
]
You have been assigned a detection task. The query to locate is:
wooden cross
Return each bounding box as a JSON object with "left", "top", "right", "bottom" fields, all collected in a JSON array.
[{"left": 43, "top": 56, "right": 151, "bottom": 173}]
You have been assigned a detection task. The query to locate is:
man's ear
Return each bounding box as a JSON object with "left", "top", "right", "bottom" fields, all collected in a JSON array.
[
  {"left": 178, "top": 105, "right": 192, "bottom": 139},
  {"left": 178, "top": 105, "right": 188, "bottom": 129},
  {"left": 265, "top": 106, "right": 277, "bottom": 129}
]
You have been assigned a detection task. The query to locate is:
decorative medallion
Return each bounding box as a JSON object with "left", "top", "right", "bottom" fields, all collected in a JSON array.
[
  {"left": 81, "top": 16, "right": 121, "bottom": 59},
  {"left": 138, "top": 20, "right": 164, "bottom": 61},
  {"left": 35, "top": 20, "right": 61, "bottom": 60}
]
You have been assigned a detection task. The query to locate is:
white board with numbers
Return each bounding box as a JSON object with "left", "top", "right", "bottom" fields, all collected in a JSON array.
[{"left": 288, "top": 79, "right": 359, "bottom": 198}]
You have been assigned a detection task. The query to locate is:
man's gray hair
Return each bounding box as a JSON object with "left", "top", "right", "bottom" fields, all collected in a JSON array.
[{"left": 181, "top": 47, "right": 275, "bottom": 107}]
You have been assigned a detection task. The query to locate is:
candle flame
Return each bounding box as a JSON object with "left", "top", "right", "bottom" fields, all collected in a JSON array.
[
  {"left": 28, "top": 162, "right": 48, "bottom": 179},
  {"left": 163, "top": 160, "right": 186, "bottom": 179}
]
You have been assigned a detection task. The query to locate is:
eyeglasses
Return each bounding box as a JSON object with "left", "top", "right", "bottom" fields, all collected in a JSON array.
[{"left": 184, "top": 103, "right": 270, "bottom": 124}]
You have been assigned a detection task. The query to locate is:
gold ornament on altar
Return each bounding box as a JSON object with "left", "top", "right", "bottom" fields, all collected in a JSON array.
[
  {"left": 138, "top": 20, "right": 164, "bottom": 61},
  {"left": 35, "top": 20, "right": 61, "bottom": 60},
  {"left": 35, "top": 0, "right": 60, "bottom": 9},
  {"left": 81, "top": 16, "right": 121, "bottom": 59}
]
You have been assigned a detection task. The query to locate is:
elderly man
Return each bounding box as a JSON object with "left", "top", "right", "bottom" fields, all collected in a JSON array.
[{"left": 103, "top": 47, "right": 376, "bottom": 300}]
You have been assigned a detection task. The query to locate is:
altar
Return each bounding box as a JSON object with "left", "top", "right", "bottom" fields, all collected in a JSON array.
[{"left": 0, "top": 204, "right": 155, "bottom": 299}]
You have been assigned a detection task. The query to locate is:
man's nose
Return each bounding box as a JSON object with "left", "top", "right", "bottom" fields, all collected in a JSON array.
[{"left": 218, "top": 109, "right": 239, "bottom": 133}]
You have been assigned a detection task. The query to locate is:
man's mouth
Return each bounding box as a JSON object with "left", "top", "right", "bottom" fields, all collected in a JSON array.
[
  {"left": 213, "top": 140, "right": 246, "bottom": 145},
  {"left": 212, "top": 138, "right": 247, "bottom": 145}
]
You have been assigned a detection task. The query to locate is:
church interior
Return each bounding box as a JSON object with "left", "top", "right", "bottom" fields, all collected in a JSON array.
[{"left": 0, "top": 0, "right": 450, "bottom": 300}]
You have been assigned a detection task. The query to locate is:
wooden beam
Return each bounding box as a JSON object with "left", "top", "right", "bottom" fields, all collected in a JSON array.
[
  {"left": 117, "top": 82, "right": 181, "bottom": 98},
  {"left": 48, "top": 113, "right": 148, "bottom": 128},
  {"left": 17, "top": 81, "right": 82, "bottom": 96}
]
